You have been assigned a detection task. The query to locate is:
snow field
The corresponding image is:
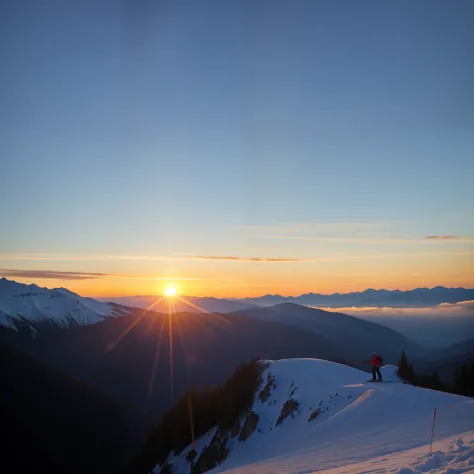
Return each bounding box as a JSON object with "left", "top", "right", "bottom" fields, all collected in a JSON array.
[{"left": 161, "top": 359, "right": 474, "bottom": 474}]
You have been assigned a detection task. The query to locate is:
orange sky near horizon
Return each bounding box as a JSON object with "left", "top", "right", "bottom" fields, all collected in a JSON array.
[
  {"left": 5, "top": 249, "right": 474, "bottom": 299},
  {"left": 2, "top": 221, "right": 474, "bottom": 298}
]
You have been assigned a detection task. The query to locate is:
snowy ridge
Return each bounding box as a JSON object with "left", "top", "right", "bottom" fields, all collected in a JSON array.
[
  {"left": 159, "top": 359, "right": 474, "bottom": 474},
  {"left": 0, "top": 278, "right": 129, "bottom": 330}
]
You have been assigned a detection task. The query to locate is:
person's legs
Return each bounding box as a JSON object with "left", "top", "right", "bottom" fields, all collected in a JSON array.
[
  {"left": 376, "top": 367, "right": 382, "bottom": 380},
  {"left": 372, "top": 367, "right": 376, "bottom": 380}
]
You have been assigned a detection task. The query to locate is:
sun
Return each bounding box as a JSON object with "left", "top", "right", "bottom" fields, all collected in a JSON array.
[{"left": 164, "top": 285, "right": 177, "bottom": 297}]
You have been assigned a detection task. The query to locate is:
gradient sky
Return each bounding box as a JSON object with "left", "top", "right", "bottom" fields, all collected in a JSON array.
[{"left": 1, "top": 0, "right": 473, "bottom": 297}]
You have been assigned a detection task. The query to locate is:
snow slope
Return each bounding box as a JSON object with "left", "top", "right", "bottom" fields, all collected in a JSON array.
[
  {"left": 161, "top": 359, "right": 474, "bottom": 474},
  {"left": 0, "top": 278, "right": 129, "bottom": 330}
]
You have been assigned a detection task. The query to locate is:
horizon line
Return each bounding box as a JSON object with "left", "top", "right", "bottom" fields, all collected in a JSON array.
[
  {"left": 82, "top": 285, "right": 474, "bottom": 300},
  {"left": 2, "top": 277, "right": 473, "bottom": 301}
]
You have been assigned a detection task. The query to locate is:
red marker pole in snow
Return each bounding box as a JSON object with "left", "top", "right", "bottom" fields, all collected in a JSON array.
[{"left": 429, "top": 408, "right": 437, "bottom": 453}]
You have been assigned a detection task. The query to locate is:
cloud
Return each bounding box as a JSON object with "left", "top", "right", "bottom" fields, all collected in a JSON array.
[
  {"left": 0, "top": 270, "right": 211, "bottom": 282},
  {"left": 319, "top": 300, "right": 474, "bottom": 318},
  {"left": 0, "top": 269, "right": 111, "bottom": 280},
  {"left": 239, "top": 222, "right": 474, "bottom": 245},
  {"left": 0, "top": 253, "right": 170, "bottom": 261},
  {"left": 128, "top": 276, "right": 206, "bottom": 281},
  {"left": 251, "top": 235, "right": 413, "bottom": 244},
  {"left": 424, "top": 236, "right": 474, "bottom": 242},
  {"left": 237, "top": 221, "right": 396, "bottom": 232},
  {"left": 0, "top": 253, "right": 303, "bottom": 263},
  {"left": 191, "top": 256, "right": 302, "bottom": 263},
  {"left": 1, "top": 249, "right": 473, "bottom": 265},
  {"left": 250, "top": 234, "right": 474, "bottom": 245},
  {"left": 438, "top": 300, "right": 474, "bottom": 310}
]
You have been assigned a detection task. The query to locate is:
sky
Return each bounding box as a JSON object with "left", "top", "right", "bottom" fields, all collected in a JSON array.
[{"left": 1, "top": 0, "right": 473, "bottom": 298}]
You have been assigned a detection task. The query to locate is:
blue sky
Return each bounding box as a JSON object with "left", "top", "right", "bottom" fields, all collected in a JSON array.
[{"left": 1, "top": 0, "right": 473, "bottom": 296}]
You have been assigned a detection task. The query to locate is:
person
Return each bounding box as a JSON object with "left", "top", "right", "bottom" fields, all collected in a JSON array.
[{"left": 368, "top": 352, "right": 383, "bottom": 381}]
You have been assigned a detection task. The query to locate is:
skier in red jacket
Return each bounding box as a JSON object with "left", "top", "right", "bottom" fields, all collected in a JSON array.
[{"left": 368, "top": 352, "right": 383, "bottom": 381}]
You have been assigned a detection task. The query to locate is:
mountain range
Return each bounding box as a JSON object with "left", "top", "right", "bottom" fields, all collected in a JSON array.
[
  {"left": 0, "top": 306, "right": 393, "bottom": 420},
  {"left": 231, "top": 303, "right": 423, "bottom": 361},
  {"left": 0, "top": 279, "right": 423, "bottom": 420},
  {"left": 235, "top": 286, "right": 474, "bottom": 308},
  {"left": 3, "top": 279, "right": 473, "bottom": 334},
  {"left": 100, "top": 294, "right": 256, "bottom": 314},
  {"left": 414, "top": 337, "right": 474, "bottom": 382}
]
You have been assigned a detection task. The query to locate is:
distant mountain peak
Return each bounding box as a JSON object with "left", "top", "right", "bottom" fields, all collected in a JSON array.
[
  {"left": 0, "top": 279, "right": 129, "bottom": 331},
  {"left": 238, "top": 286, "right": 474, "bottom": 308},
  {"left": 100, "top": 294, "right": 256, "bottom": 314}
]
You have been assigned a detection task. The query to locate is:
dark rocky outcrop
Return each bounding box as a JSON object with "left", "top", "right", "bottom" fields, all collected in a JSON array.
[
  {"left": 231, "top": 418, "right": 241, "bottom": 438},
  {"left": 308, "top": 408, "right": 320, "bottom": 422},
  {"left": 191, "top": 430, "right": 229, "bottom": 474},
  {"left": 276, "top": 399, "right": 300, "bottom": 426},
  {"left": 186, "top": 449, "right": 197, "bottom": 462},
  {"left": 259, "top": 373, "right": 276, "bottom": 403},
  {"left": 238, "top": 411, "right": 259, "bottom": 442}
]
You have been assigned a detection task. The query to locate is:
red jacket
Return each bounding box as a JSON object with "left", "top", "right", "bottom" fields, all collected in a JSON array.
[{"left": 369, "top": 355, "right": 381, "bottom": 367}]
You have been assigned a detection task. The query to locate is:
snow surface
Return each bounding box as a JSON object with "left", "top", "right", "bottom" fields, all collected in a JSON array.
[
  {"left": 310, "top": 434, "right": 474, "bottom": 473},
  {"left": 0, "top": 278, "right": 127, "bottom": 329},
  {"left": 162, "top": 359, "right": 474, "bottom": 474}
]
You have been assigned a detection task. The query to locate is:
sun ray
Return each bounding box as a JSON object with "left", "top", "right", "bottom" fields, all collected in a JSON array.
[
  {"left": 173, "top": 295, "right": 216, "bottom": 337},
  {"left": 107, "top": 296, "right": 166, "bottom": 351},
  {"left": 139, "top": 294, "right": 167, "bottom": 316},
  {"left": 189, "top": 310, "right": 216, "bottom": 337},
  {"left": 145, "top": 312, "right": 159, "bottom": 334},
  {"left": 145, "top": 312, "right": 155, "bottom": 333},
  {"left": 147, "top": 314, "right": 166, "bottom": 397},
  {"left": 168, "top": 298, "right": 174, "bottom": 401},
  {"left": 188, "top": 393, "right": 195, "bottom": 450},
  {"left": 175, "top": 295, "right": 234, "bottom": 327},
  {"left": 145, "top": 306, "right": 162, "bottom": 335},
  {"left": 174, "top": 310, "right": 187, "bottom": 362},
  {"left": 171, "top": 299, "right": 189, "bottom": 399}
]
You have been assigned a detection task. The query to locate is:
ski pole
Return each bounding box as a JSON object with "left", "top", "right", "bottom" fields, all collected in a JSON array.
[{"left": 429, "top": 408, "right": 437, "bottom": 453}]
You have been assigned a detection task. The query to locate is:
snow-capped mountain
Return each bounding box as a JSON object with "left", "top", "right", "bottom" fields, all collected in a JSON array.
[
  {"left": 0, "top": 278, "right": 129, "bottom": 330},
  {"left": 159, "top": 359, "right": 474, "bottom": 474}
]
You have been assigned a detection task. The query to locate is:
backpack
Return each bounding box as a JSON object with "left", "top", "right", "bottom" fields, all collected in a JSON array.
[{"left": 376, "top": 355, "right": 383, "bottom": 365}]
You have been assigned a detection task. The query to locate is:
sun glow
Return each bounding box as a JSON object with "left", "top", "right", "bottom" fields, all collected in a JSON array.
[
  {"left": 106, "top": 281, "right": 236, "bottom": 404},
  {"left": 165, "top": 285, "right": 177, "bottom": 297}
]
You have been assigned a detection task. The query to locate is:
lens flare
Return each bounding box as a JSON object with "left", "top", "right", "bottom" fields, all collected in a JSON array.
[{"left": 165, "top": 285, "right": 177, "bottom": 297}]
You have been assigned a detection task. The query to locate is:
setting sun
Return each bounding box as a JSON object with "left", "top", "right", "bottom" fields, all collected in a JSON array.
[{"left": 164, "top": 286, "right": 177, "bottom": 297}]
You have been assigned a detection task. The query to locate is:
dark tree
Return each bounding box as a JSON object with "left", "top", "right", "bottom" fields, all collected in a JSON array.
[
  {"left": 397, "top": 351, "right": 416, "bottom": 384},
  {"left": 454, "top": 362, "right": 474, "bottom": 397},
  {"left": 468, "top": 363, "right": 474, "bottom": 397},
  {"left": 123, "top": 358, "right": 262, "bottom": 474}
]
